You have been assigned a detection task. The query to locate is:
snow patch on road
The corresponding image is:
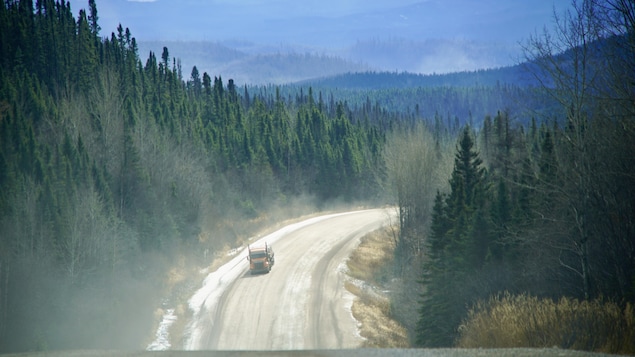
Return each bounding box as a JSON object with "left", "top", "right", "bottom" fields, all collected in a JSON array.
[
  {"left": 147, "top": 306, "right": 177, "bottom": 351},
  {"left": 338, "top": 261, "right": 366, "bottom": 342}
]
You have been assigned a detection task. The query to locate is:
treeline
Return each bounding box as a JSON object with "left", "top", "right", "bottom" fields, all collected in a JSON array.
[
  {"left": 384, "top": 0, "right": 635, "bottom": 350},
  {"left": 299, "top": 67, "right": 537, "bottom": 89},
  {"left": 137, "top": 41, "right": 371, "bottom": 85},
  {"left": 0, "top": 0, "right": 396, "bottom": 351},
  {"left": 274, "top": 82, "right": 556, "bottom": 131}
]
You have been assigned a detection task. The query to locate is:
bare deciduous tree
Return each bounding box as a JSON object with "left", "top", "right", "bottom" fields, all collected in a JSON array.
[
  {"left": 523, "top": 0, "right": 635, "bottom": 299},
  {"left": 60, "top": 186, "right": 111, "bottom": 285},
  {"left": 89, "top": 67, "right": 125, "bottom": 183},
  {"left": 383, "top": 123, "right": 452, "bottom": 271}
]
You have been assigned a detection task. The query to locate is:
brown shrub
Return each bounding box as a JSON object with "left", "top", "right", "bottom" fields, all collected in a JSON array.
[{"left": 457, "top": 292, "right": 635, "bottom": 355}]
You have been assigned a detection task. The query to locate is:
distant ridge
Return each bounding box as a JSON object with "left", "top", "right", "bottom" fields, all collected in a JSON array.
[
  {"left": 138, "top": 41, "right": 370, "bottom": 85},
  {"left": 296, "top": 65, "right": 540, "bottom": 90},
  {"left": 295, "top": 32, "right": 624, "bottom": 90}
]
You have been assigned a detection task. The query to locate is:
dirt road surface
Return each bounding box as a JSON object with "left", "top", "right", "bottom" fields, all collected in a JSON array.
[
  {"left": 5, "top": 209, "right": 619, "bottom": 357},
  {"left": 189, "top": 208, "right": 395, "bottom": 350}
]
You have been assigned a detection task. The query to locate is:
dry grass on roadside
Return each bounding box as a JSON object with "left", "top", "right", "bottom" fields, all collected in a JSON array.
[
  {"left": 457, "top": 292, "right": 635, "bottom": 355},
  {"left": 347, "top": 229, "right": 394, "bottom": 283},
  {"left": 345, "top": 228, "right": 409, "bottom": 348},
  {"left": 346, "top": 282, "right": 409, "bottom": 348}
]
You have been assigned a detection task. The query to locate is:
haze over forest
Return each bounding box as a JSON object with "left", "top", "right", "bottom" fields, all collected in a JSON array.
[
  {"left": 1, "top": 0, "right": 634, "bottom": 354},
  {"left": 68, "top": 0, "right": 571, "bottom": 83}
]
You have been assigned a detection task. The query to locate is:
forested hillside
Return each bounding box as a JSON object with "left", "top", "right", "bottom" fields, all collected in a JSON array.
[
  {"left": 271, "top": 83, "right": 550, "bottom": 130},
  {"left": 298, "top": 67, "right": 536, "bottom": 89},
  {"left": 0, "top": 0, "right": 396, "bottom": 351},
  {"left": 1, "top": 0, "right": 634, "bottom": 354},
  {"left": 380, "top": 1, "right": 635, "bottom": 351}
]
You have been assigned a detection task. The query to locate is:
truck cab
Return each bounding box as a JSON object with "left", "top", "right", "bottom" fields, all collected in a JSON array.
[{"left": 247, "top": 243, "right": 275, "bottom": 274}]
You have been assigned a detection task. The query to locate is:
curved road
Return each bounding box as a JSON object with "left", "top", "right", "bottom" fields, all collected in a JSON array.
[
  {"left": 20, "top": 209, "right": 617, "bottom": 356},
  {"left": 184, "top": 208, "right": 395, "bottom": 350}
]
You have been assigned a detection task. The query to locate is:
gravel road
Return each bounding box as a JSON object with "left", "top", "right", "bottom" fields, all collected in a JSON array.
[
  {"left": 196, "top": 208, "right": 394, "bottom": 350},
  {"left": 4, "top": 209, "right": 621, "bottom": 357}
]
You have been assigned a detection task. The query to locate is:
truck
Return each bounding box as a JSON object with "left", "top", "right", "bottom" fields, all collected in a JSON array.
[{"left": 247, "top": 242, "right": 275, "bottom": 274}]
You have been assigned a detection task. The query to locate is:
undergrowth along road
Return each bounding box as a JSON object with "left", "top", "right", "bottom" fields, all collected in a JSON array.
[{"left": 345, "top": 227, "right": 409, "bottom": 348}]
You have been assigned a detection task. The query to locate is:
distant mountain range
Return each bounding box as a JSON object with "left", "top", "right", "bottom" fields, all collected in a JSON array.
[
  {"left": 88, "top": 0, "right": 568, "bottom": 84},
  {"left": 134, "top": 28, "right": 623, "bottom": 131},
  {"left": 137, "top": 40, "right": 370, "bottom": 85},
  {"left": 138, "top": 38, "right": 526, "bottom": 86},
  {"left": 139, "top": 32, "right": 624, "bottom": 90}
]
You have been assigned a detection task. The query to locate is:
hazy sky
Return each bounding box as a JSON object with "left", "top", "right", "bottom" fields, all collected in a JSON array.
[
  {"left": 68, "top": 0, "right": 571, "bottom": 46},
  {"left": 64, "top": 0, "right": 573, "bottom": 76}
]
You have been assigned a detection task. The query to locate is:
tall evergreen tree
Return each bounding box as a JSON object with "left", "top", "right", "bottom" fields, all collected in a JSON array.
[
  {"left": 416, "top": 126, "right": 488, "bottom": 347},
  {"left": 88, "top": 0, "right": 100, "bottom": 37}
]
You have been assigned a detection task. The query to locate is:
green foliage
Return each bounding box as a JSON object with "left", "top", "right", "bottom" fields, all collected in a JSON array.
[
  {"left": 0, "top": 0, "right": 392, "bottom": 351},
  {"left": 414, "top": 46, "right": 635, "bottom": 349},
  {"left": 273, "top": 82, "right": 549, "bottom": 132},
  {"left": 416, "top": 127, "right": 492, "bottom": 347},
  {"left": 414, "top": 49, "right": 635, "bottom": 345}
]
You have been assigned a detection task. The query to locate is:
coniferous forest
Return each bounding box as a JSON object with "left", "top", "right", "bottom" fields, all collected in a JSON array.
[
  {"left": 0, "top": 0, "right": 390, "bottom": 350},
  {"left": 1, "top": 0, "right": 634, "bottom": 353}
]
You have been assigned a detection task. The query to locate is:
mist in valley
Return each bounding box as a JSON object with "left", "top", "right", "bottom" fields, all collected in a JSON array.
[{"left": 68, "top": 0, "right": 570, "bottom": 85}]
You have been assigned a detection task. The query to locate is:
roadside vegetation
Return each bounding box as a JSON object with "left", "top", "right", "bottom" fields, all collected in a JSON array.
[
  {"left": 345, "top": 227, "right": 409, "bottom": 348},
  {"left": 381, "top": 0, "right": 635, "bottom": 351},
  {"left": 457, "top": 293, "right": 635, "bottom": 355}
]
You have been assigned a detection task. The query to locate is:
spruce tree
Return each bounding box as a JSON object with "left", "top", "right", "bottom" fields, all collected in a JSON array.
[
  {"left": 88, "top": 0, "right": 100, "bottom": 37},
  {"left": 416, "top": 126, "right": 488, "bottom": 347}
]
